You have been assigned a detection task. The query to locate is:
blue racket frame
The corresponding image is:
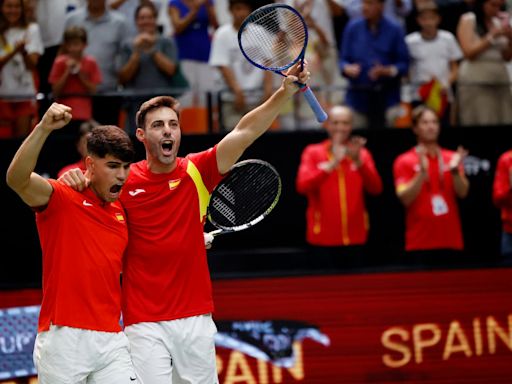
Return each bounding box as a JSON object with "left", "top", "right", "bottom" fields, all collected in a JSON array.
[{"left": 238, "top": 3, "right": 328, "bottom": 123}]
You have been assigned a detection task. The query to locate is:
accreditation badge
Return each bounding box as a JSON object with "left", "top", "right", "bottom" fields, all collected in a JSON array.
[{"left": 431, "top": 194, "right": 449, "bottom": 216}]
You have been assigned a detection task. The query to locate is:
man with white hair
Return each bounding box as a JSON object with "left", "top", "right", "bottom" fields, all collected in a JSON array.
[{"left": 296, "top": 105, "right": 383, "bottom": 269}]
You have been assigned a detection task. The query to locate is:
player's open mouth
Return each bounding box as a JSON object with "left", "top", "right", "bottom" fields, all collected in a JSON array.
[
  {"left": 110, "top": 184, "right": 123, "bottom": 194},
  {"left": 161, "top": 140, "right": 173, "bottom": 156}
]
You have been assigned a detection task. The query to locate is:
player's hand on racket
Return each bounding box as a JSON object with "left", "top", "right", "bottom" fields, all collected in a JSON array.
[
  {"left": 204, "top": 232, "right": 214, "bottom": 249},
  {"left": 39, "top": 103, "right": 72, "bottom": 131},
  {"left": 238, "top": 3, "right": 327, "bottom": 122},
  {"left": 58, "top": 168, "right": 90, "bottom": 192},
  {"left": 281, "top": 61, "right": 311, "bottom": 96}
]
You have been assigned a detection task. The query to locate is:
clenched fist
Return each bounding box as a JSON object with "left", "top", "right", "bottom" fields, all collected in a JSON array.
[{"left": 40, "top": 103, "right": 73, "bottom": 131}]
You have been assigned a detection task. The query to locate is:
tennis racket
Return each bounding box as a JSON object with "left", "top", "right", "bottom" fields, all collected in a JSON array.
[
  {"left": 238, "top": 3, "right": 328, "bottom": 123},
  {"left": 206, "top": 159, "right": 282, "bottom": 238}
]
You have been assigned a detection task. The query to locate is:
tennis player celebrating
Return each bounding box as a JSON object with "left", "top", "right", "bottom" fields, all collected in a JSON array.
[
  {"left": 6, "top": 103, "right": 137, "bottom": 383},
  {"left": 62, "top": 62, "right": 310, "bottom": 383}
]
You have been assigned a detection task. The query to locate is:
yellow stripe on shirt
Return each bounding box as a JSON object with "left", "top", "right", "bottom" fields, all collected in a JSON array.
[{"left": 186, "top": 160, "right": 211, "bottom": 222}]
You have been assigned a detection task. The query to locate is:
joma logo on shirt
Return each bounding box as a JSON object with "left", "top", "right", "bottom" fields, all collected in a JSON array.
[
  {"left": 115, "top": 213, "right": 125, "bottom": 222},
  {"left": 168, "top": 179, "right": 181, "bottom": 190}
]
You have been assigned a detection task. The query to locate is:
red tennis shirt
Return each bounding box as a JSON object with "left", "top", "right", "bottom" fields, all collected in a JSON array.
[
  {"left": 393, "top": 147, "right": 464, "bottom": 251},
  {"left": 493, "top": 150, "right": 512, "bottom": 233},
  {"left": 36, "top": 180, "right": 128, "bottom": 332},
  {"left": 120, "top": 147, "right": 223, "bottom": 326}
]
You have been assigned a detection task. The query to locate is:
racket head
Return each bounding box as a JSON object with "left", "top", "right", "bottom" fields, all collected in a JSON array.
[
  {"left": 207, "top": 159, "right": 282, "bottom": 233},
  {"left": 238, "top": 3, "right": 308, "bottom": 72}
]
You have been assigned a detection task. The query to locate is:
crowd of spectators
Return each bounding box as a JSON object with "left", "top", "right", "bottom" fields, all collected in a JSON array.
[{"left": 1, "top": 0, "right": 512, "bottom": 136}]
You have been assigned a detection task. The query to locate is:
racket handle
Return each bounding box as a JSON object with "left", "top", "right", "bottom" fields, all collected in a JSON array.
[{"left": 300, "top": 86, "right": 328, "bottom": 123}]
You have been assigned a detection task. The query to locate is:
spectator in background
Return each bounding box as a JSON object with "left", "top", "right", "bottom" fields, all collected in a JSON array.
[
  {"left": 49, "top": 26, "right": 101, "bottom": 135},
  {"left": 492, "top": 149, "right": 512, "bottom": 264},
  {"left": 34, "top": 0, "right": 67, "bottom": 106},
  {"left": 168, "top": 0, "right": 218, "bottom": 108},
  {"left": 107, "top": 0, "right": 166, "bottom": 38},
  {"left": 119, "top": 1, "right": 187, "bottom": 134},
  {"left": 277, "top": 0, "right": 345, "bottom": 130},
  {"left": 65, "top": 0, "right": 128, "bottom": 125},
  {"left": 344, "top": 0, "right": 413, "bottom": 29},
  {"left": 340, "top": 0, "right": 409, "bottom": 129},
  {"left": 209, "top": 0, "right": 272, "bottom": 131},
  {"left": 393, "top": 105, "right": 469, "bottom": 266},
  {"left": 56, "top": 119, "right": 97, "bottom": 178},
  {"left": 296, "top": 105, "right": 382, "bottom": 269},
  {"left": 456, "top": 0, "right": 512, "bottom": 126},
  {"left": 406, "top": 1, "right": 462, "bottom": 126},
  {"left": 0, "top": 0, "right": 43, "bottom": 138}
]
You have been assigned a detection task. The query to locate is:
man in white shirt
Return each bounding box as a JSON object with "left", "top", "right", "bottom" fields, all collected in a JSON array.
[{"left": 209, "top": 0, "right": 272, "bottom": 131}]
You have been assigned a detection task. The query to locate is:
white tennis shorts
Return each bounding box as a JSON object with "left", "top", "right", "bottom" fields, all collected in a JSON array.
[
  {"left": 33, "top": 325, "right": 138, "bottom": 383},
  {"left": 124, "top": 314, "right": 218, "bottom": 384}
]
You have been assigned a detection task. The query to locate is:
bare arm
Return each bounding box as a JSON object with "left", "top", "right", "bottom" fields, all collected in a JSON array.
[
  {"left": 216, "top": 63, "right": 309, "bottom": 174},
  {"left": 22, "top": 51, "right": 39, "bottom": 70},
  {"left": 396, "top": 171, "right": 428, "bottom": 207},
  {"left": 0, "top": 41, "right": 26, "bottom": 70},
  {"left": 118, "top": 51, "right": 141, "bottom": 84},
  {"left": 6, "top": 103, "right": 73, "bottom": 207},
  {"left": 151, "top": 50, "right": 177, "bottom": 77},
  {"left": 168, "top": 2, "right": 203, "bottom": 35},
  {"left": 218, "top": 65, "right": 245, "bottom": 110},
  {"left": 457, "top": 13, "right": 496, "bottom": 60},
  {"left": 449, "top": 146, "right": 469, "bottom": 198},
  {"left": 396, "top": 150, "right": 428, "bottom": 207},
  {"left": 448, "top": 60, "right": 459, "bottom": 86}
]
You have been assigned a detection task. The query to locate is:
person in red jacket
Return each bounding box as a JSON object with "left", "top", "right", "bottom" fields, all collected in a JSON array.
[
  {"left": 492, "top": 149, "right": 512, "bottom": 263},
  {"left": 296, "top": 105, "right": 382, "bottom": 269},
  {"left": 393, "top": 105, "right": 469, "bottom": 266}
]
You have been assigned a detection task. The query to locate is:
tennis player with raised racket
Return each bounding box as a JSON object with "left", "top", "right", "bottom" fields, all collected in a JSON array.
[{"left": 60, "top": 53, "right": 311, "bottom": 384}]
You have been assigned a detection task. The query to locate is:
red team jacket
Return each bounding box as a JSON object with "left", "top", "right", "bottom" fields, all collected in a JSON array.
[{"left": 296, "top": 140, "right": 382, "bottom": 246}]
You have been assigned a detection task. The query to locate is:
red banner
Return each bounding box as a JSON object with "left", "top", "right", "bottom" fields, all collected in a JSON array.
[
  {"left": 212, "top": 268, "right": 512, "bottom": 383},
  {"left": 1, "top": 268, "right": 512, "bottom": 383}
]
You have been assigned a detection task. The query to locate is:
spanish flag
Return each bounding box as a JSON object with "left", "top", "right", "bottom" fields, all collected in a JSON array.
[{"left": 418, "top": 78, "right": 448, "bottom": 118}]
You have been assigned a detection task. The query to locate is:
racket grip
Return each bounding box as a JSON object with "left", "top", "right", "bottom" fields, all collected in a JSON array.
[{"left": 301, "top": 86, "right": 328, "bottom": 123}]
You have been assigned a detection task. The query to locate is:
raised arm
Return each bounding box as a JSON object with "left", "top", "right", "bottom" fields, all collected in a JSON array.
[
  {"left": 6, "top": 103, "right": 73, "bottom": 207},
  {"left": 215, "top": 63, "right": 309, "bottom": 174}
]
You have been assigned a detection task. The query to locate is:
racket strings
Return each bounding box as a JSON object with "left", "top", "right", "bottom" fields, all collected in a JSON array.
[
  {"left": 240, "top": 7, "right": 306, "bottom": 70},
  {"left": 217, "top": 169, "right": 276, "bottom": 222},
  {"left": 209, "top": 164, "right": 280, "bottom": 228}
]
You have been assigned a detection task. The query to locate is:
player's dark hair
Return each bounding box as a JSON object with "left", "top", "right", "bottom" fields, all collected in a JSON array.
[
  {"left": 136, "top": 96, "right": 180, "bottom": 129},
  {"left": 87, "top": 125, "right": 135, "bottom": 163}
]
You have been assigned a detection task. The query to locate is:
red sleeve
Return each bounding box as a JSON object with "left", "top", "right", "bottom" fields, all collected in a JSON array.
[
  {"left": 493, "top": 152, "right": 512, "bottom": 208},
  {"left": 48, "top": 55, "right": 67, "bottom": 84},
  {"left": 393, "top": 152, "right": 415, "bottom": 189},
  {"left": 295, "top": 144, "right": 331, "bottom": 195},
  {"left": 186, "top": 145, "right": 223, "bottom": 192},
  {"left": 358, "top": 148, "right": 382, "bottom": 195}
]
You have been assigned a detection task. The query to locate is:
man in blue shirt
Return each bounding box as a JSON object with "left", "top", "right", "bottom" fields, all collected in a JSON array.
[{"left": 339, "top": 0, "right": 409, "bottom": 129}]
